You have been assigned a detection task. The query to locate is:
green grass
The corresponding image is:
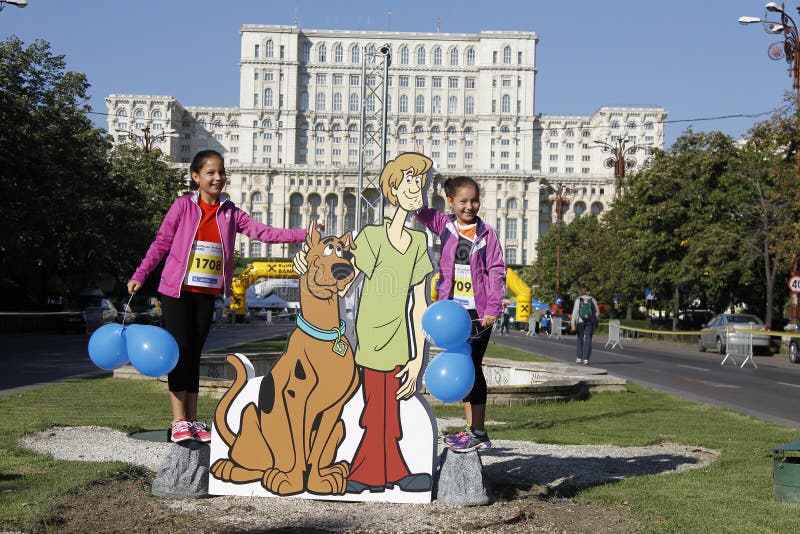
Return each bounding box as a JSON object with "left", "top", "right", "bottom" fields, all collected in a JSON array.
[
  {"left": 483, "top": 342, "right": 552, "bottom": 362},
  {"left": 3, "top": 349, "right": 800, "bottom": 531}
]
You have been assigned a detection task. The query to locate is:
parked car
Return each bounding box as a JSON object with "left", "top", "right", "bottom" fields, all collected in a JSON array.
[
  {"left": 697, "top": 313, "right": 771, "bottom": 355},
  {"left": 120, "top": 295, "right": 163, "bottom": 326},
  {"left": 550, "top": 313, "right": 574, "bottom": 335},
  {"left": 61, "top": 289, "right": 118, "bottom": 333},
  {"left": 789, "top": 338, "right": 800, "bottom": 364}
]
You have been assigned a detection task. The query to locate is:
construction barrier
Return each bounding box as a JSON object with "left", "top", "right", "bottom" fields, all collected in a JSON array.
[
  {"left": 722, "top": 328, "right": 757, "bottom": 368},
  {"left": 605, "top": 319, "right": 623, "bottom": 349}
]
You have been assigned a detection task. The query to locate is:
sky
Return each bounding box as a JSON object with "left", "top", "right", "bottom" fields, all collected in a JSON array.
[{"left": 1, "top": 0, "right": 797, "bottom": 148}]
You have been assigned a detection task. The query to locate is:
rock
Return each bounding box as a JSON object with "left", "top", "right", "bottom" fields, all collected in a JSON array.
[
  {"left": 151, "top": 441, "right": 210, "bottom": 499},
  {"left": 434, "top": 449, "right": 492, "bottom": 506}
]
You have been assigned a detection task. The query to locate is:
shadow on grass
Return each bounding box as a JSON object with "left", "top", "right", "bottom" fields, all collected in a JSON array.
[
  {"left": 482, "top": 446, "right": 708, "bottom": 499},
  {"left": 496, "top": 408, "right": 663, "bottom": 431}
]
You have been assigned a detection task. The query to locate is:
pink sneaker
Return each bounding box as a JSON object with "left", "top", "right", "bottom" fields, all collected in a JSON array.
[
  {"left": 191, "top": 421, "right": 211, "bottom": 443},
  {"left": 169, "top": 419, "right": 192, "bottom": 443}
]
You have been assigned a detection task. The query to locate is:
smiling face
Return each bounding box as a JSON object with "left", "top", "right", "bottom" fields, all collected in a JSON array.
[
  {"left": 448, "top": 183, "right": 480, "bottom": 225},
  {"left": 191, "top": 155, "right": 227, "bottom": 203},
  {"left": 391, "top": 168, "right": 425, "bottom": 212}
]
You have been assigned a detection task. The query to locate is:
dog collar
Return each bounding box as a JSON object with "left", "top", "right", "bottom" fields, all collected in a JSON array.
[{"left": 296, "top": 313, "right": 346, "bottom": 342}]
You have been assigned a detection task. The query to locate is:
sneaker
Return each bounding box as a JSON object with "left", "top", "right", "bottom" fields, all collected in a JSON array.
[
  {"left": 169, "top": 419, "right": 192, "bottom": 443},
  {"left": 576, "top": 357, "right": 582, "bottom": 364},
  {"left": 448, "top": 430, "right": 491, "bottom": 453},
  {"left": 191, "top": 421, "right": 212, "bottom": 443},
  {"left": 582, "top": 359, "right": 589, "bottom": 365},
  {"left": 443, "top": 426, "right": 471, "bottom": 446}
]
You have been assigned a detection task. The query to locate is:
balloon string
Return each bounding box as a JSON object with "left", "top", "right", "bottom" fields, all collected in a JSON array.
[{"left": 122, "top": 294, "right": 134, "bottom": 327}]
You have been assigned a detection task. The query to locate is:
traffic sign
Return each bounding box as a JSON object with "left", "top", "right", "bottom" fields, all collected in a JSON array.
[{"left": 789, "top": 276, "right": 800, "bottom": 294}]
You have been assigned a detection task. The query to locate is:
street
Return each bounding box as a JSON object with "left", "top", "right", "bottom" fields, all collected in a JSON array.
[
  {"left": 0, "top": 323, "right": 293, "bottom": 397},
  {"left": 494, "top": 330, "right": 800, "bottom": 429}
]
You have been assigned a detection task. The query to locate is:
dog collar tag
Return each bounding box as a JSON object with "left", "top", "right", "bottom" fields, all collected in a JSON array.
[{"left": 332, "top": 339, "right": 348, "bottom": 356}]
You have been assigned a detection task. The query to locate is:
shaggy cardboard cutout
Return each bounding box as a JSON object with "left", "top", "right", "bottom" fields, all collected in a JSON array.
[{"left": 209, "top": 153, "right": 438, "bottom": 504}]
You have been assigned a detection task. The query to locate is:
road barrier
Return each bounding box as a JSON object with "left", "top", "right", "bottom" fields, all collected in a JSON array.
[
  {"left": 549, "top": 316, "right": 563, "bottom": 340},
  {"left": 721, "top": 328, "right": 757, "bottom": 368},
  {"left": 605, "top": 319, "right": 623, "bottom": 349}
]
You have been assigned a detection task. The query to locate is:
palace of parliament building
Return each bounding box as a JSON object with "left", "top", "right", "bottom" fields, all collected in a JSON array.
[{"left": 106, "top": 25, "right": 666, "bottom": 265}]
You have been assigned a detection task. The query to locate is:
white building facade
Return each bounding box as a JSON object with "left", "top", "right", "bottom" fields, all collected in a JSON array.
[{"left": 106, "top": 25, "right": 666, "bottom": 265}]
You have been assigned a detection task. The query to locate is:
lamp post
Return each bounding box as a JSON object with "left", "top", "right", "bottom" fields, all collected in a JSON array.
[
  {"left": 115, "top": 126, "right": 176, "bottom": 154},
  {"left": 0, "top": 0, "right": 27, "bottom": 11},
  {"left": 740, "top": 2, "right": 800, "bottom": 323},
  {"left": 545, "top": 182, "right": 573, "bottom": 300},
  {"left": 593, "top": 137, "right": 646, "bottom": 198}
]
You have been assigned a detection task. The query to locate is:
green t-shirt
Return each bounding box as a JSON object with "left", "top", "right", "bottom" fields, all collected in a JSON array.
[{"left": 353, "top": 221, "right": 433, "bottom": 371}]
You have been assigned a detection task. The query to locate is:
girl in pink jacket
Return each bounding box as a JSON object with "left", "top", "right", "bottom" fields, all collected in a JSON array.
[{"left": 127, "top": 150, "right": 306, "bottom": 443}]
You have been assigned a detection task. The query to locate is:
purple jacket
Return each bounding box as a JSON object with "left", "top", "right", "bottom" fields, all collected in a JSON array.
[
  {"left": 131, "top": 193, "right": 306, "bottom": 298},
  {"left": 415, "top": 208, "right": 507, "bottom": 319}
]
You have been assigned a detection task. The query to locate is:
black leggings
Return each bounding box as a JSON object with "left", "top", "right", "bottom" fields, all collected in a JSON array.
[
  {"left": 464, "top": 309, "right": 492, "bottom": 405},
  {"left": 160, "top": 292, "right": 215, "bottom": 393}
]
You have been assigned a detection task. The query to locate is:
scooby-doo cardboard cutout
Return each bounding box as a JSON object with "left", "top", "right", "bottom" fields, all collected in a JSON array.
[{"left": 209, "top": 153, "right": 438, "bottom": 504}]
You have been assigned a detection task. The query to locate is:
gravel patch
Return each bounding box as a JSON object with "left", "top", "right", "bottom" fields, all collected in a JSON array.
[{"left": 18, "top": 424, "right": 718, "bottom": 532}]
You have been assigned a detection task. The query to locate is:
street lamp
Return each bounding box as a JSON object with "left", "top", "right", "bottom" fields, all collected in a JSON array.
[
  {"left": 115, "top": 126, "right": 177, "bottom": 153},
  {"left": 0, "top": 0, "right": 28, "bottom": 11},
  {"left": 740, "top": 2, "right": 800, "bottom": 323},
  {"left": 593, "top": 137, "right": 646, "bottom": 198},
  {"left": 545, "top": 182, "right": 573, "bottom": 300}
]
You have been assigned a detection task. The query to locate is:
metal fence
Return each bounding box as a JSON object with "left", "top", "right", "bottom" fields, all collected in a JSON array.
[{"left": 722, "top": 328, "right": 757, "bottom": 368}]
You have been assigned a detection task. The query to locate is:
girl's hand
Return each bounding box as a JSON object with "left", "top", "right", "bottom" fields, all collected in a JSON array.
[
  {"left": 127, "top": 280, "right": 141, "bottom": 295},
  {"left": 481, "top": 314, "right": 497, "bottom": 327}
]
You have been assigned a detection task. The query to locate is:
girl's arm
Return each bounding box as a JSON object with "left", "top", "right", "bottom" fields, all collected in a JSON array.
[
  {"left": 414, "top": 207, "right": 449, "bottom": 235},
  {"left": 130, "top": 199, "right": 182, "bottom": 285},
  {"left": 235, "top": 208, "right": 306, "bottom": 243},
  {"left": 483, "top": 228, "right": 507, "bottom": 320}
]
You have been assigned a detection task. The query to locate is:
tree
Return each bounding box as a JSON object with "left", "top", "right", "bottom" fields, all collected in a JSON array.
[
  {"left": 0, "top": 36, "right": 110, "bottom": 307},
  {"left": 0, "top": 37, "right": 186, "bottom": 308}
]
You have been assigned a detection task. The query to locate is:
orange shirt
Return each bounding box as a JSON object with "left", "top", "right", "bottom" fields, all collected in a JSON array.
[{"left": 182, "top": 199, "right": 224, "bottom": 295}]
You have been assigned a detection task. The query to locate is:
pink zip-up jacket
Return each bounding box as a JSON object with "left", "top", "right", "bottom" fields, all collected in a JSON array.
[
  {"left": 130, "top": 192, "right": 306, "bottom": 298},
  {"left": 415, "top": 208, "right": 507, "bottom": 320}
]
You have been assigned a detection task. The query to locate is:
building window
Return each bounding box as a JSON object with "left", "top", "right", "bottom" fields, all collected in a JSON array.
[
  {"left": 265, "top": 88, "right": 273, "bottom": 107},
  {"left": 433, "top": 46, "right": 442, "bottom": 65},
  {"left": 333, "top": 73, "right": 343, "bottom": 85},
  {"left": 506, "top": 218, "right": 517, "bottom": 239},
  {"left": 315, "top": 92, "right": 326, "bottom": 111},
  {"left": 432, "top": 95, "right": 442, "bottom": 114},
  {"left": 450, "top": 47, "right": 459, "bottom": 66},
  {"left": 501, "top": 94, "right": 511, "bottom": 113},
  {"left": 503, "top": 46, "right": 511, "bottom": 64},
  {"left": 417, "top": 46, "right": 426, "bottom": 65},
  {"left": 265, "top": 39, "right": 274, "bottom": 58},
  {"left": 448, "top": 96, "right": 457, "bottom": 115},
  {"left": 318, "top": 43, "right": 327, "bottom": 62},
  {"left": 349, "top": 93, "right": 359, "bottom": 112},
  {"left": 316, "top": 73, "right": 327, "bottom": 85},
  {"left": 415, "top": 76, "right": 425, "bottom": 88},
  {"left": 464, "top": 96, "right": 474, "bottom": 115},
  {"left": 334, "top": 44, "right": 343, "bottom": 63},
  {"left": 350, "top": 74, "right": 360, "bottom": 86},
  {"left": 432, "top": 77, "right": 442, "bottom": 88},
  {"left": 415, "top": 95, "right": 424, "bottom": 114},
  {"left": 466, "top": 48, "right": 475, "bottom": 65},
  {"left": 400, "top": 45, "right": 409, "bottom": 64},
  {"left": 333, "top": 93, "right": 343, "bottom": 112},
  {"left": 351, "top": 45, "right": 360, "bottom": 64},
  {"left": 254, "top": 44, "right": 260, "bottom": 57}
]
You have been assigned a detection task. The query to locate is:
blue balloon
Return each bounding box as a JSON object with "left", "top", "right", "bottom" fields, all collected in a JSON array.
[
  {"left": 126, "top": 324, "right": 179, "bottom": 378},
  {"left": 441, "top": 340, "right": 472, "bottom": 356},
  {"left": 87, "top": 323, "right": 129, "bottom": 370},
  {"left": 422, "top": 300, "right": 471, "bottom": 348},
  {"left": 424, "top": 351, "right": 476, "bottom": 403}
]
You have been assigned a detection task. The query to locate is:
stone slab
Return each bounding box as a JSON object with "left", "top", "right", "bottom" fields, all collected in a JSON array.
[
  {"left": 435, "top": 449, "right": 492, "bottom": 506},
  {"left": 151, "top": 440, "right": 210, "bottom": 499}
]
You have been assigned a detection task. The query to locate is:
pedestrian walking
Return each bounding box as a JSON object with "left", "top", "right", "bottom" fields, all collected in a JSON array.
[{"left": 571, "top": 286, "right": 599, "bottom": 365}]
